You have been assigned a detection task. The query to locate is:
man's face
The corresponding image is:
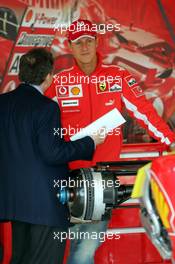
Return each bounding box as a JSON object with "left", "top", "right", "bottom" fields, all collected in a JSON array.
[{"left": 69, "top": 37, "right": 97, "bottom": 64}]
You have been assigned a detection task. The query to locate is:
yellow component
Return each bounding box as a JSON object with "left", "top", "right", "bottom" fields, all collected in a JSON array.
[
  {"left": 99, "top": 82, "right": 106, "bottom": 91},
  {"left": 131, "top": 163, "right": 151, "bottom": 198},
  {"left": 71, "top": 87, "right": 80, "bottom": 95},
  {"left": 151, "top": 178, "right": 170, "bottom": 229},
  {"left": 163, "top": 151, "right": 175, "bottom": 156}
]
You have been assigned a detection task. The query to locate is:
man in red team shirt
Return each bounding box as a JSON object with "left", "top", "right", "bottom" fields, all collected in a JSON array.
[{"left": 45, "top": 19, "right": 175, "bottom": 264}]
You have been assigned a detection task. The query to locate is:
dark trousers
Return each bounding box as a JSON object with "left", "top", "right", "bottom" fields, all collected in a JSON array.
[{"left": 10, "top": 221, "right": 67, "bottom": 264}]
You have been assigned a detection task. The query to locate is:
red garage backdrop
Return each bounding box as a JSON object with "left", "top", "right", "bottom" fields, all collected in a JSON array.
[
  {"left": 0, "top": 0, "right": 174, "bottom": 263},
  {"left": 0, "top": 0, "right": 175, "bottom": 139}
]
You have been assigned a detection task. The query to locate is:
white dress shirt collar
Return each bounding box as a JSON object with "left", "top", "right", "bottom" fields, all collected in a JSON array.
[{"left": 30, "top": 84, "right": 43, "bottom": 95}]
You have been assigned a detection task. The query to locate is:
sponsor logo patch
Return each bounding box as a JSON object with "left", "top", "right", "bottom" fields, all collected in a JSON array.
[
  {"left": 125, "top": 75, "right": 137, "bottom": 87},
  {"left": 61, "top": 100, "right": 79, "bottom": 107},
  {"left": 62, "top": 109, "right": 80, "bottom": 113},
  {"left": 96, "top": 78, "right": 122, "bottom": 94},
  {"left": 16, "top": 32, "right": 54, "bottom": 47},
  {"left": 57, "top": 85, "right": 69, "bottom": 97},
  {"left": 71, "top": 87, "right": 80, "bottom": 95},
  {"left": 69, "top": 84, "right": 83, "bottom": 97},
  {"left": 131, "top": 86, "right": 144, "bottom": 97},
  {"left": 96, "top": 82, "right": 109, "bottom": 94},
  {"left": 105, "top": 99, "right": 115, "bottom": 106},
  {"left": 22, "top": 7, "right": 62, "bottom": 29},
  {"left": 99, "top": 82, "right": 107, "bottom": 91},
  {"left": 110, "top": 79, "right": 122, "bottom": 92},
  {"left": 56, "top": 84, "right": 83, "bottom": 98}
]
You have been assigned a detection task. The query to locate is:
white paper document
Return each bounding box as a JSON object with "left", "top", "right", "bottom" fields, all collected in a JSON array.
[{"left": 70, "top": 108, "right": 126, "bottom": 141}]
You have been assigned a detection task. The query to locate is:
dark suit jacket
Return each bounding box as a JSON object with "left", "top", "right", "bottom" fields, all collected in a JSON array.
[{"left": 0, "top": 83, "right": 94, "bottom": 227}]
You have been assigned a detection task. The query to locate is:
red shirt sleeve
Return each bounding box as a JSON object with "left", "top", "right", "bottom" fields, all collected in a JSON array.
[{"left": 121, "top": 69, "right": 175, "bottom": 145}]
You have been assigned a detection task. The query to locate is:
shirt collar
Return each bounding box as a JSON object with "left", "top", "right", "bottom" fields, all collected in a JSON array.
[
  {"left": 30, "top": 84, "right": 43, "bottom": 94},
  {"left": 73, "top": 52, "right": 103, "bottom": 76}
]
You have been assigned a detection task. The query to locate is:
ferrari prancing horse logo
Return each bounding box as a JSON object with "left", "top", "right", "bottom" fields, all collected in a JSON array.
[{"left": 99, "top": 82, "right": 106, "bottom": 91}]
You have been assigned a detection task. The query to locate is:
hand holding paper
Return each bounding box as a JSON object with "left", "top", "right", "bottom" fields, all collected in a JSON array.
[
  {"left": 89, "top": 126, "right": 108, "bottom": 146},
  {"left": 70, "top": 108, "right": 126, "bottom": 141}
]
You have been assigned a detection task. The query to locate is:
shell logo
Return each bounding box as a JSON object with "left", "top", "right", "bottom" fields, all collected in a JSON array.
[
  {"left": 25, "top": 9, "right": 33, "bottom": 23},
  {"left": 71, "top": 87, "right": 80, "bottom": 95},
  {"left": 151, "top": 178, "right": 170, "bottom": 229}
]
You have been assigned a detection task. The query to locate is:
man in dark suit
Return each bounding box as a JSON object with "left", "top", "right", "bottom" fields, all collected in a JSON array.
[{"left": 0, "top": 48, "right": 106, "bottom": 264}]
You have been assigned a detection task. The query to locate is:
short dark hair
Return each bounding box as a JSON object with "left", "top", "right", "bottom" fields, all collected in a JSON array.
[{"left": 19, "top": 48, "right": 54, "bottom": 85}]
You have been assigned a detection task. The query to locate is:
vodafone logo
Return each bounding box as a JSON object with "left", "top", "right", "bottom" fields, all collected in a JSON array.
[
  {"left": 56, "top": 85, "right": 69, "bottom": 98},
  {"left": 25, "top": 9, "right": 33, "bottom": 23},
  {"left": 59, "top": 86, "right": 68, "bottom": 95}
]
